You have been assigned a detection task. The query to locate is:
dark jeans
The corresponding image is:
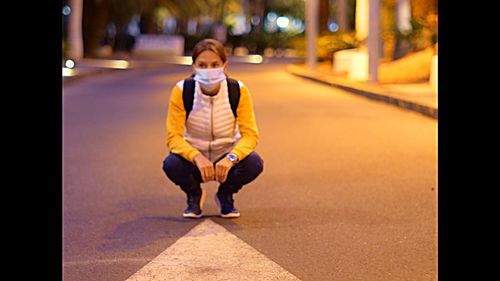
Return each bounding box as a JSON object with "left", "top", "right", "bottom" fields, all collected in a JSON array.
[{"left": 162, "top": 152, "right": 264, "bottom": 194}]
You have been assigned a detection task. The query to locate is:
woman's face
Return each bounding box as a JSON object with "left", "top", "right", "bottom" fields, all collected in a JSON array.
[{"left": 193, "top": 50, "right": 227, "bottom": 70}]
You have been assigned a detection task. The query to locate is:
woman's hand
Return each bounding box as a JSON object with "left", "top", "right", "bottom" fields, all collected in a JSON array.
[
  {"left": 215, "top": 157, "right": 234, "bottom": 183},
  {"left": 193, "top": 154, "right": 215, "bottom": 182}
]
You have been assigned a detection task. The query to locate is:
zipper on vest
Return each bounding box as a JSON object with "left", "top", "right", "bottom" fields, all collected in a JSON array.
[{"left": 209, "top": 98, "right": 215, "bottom": 161}]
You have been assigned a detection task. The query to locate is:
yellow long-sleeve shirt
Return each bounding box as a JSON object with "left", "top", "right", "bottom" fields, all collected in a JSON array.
[{"left": 166, "top": 80, "right": 259, "bottom": 163}]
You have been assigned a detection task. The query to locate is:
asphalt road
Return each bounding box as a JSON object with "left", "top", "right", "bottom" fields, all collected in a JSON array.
[{"left": 63, "top": 62, "right": 437, "bottom": 280}]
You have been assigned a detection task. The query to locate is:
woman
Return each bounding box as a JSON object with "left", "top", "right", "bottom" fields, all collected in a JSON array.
[{"left": 162, "top": 38, "right": 264, "bottom": 219}]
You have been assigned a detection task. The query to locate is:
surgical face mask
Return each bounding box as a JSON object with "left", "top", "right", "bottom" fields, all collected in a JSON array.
[{"left": 193, "top": 67, "right": 226, "bottom": 92}]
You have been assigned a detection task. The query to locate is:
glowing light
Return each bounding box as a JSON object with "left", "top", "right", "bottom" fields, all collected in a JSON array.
[
  {"left": 263, "top": 48, "right": 274, "bottom": 57},
  {"left": 163, "top": 56, "right": 193, "bottom": 65},
  {"left": 234, "top": 47, "right": 249, "bottom": 56},
  {"left": 62, "top": 5, "right": 71, "bottom": 16},
  {"left": 328, "top": 22, "right": 339, "bottom": 32},
  {"left": 65, "top": 59, "right": 75, "bottom": 69},
  {"left": 62, "top": 67, "right": 76, "bottom": 77},
  {"left": 230, "top": 15, "right": 251, "bottom": 36},
  {"left": 293, "top": 19, "right": 305, "bottom": 33},
  {"left": 109, "top": 60, "right": 129, "bottom": 69},
  {"left": 226, "top": 55, "right": 263, "bottom": 64},
  {"left": 274, "top": 48, "right": 284, "bottom": 58},
  {"left": 173, "top": 56, "right": 193, "bottom": 65},
  {"left": 246, "top": 55, "right": 263, "bottom": 64},
  {"left": 89, "top": 59, "right": 130, "bottom": 69},
  {"left": 266, "top": 12, "right": 278, "bottom": 22},
  {"left": 276, "top": 17, "right": 290, "bottom": 29}
]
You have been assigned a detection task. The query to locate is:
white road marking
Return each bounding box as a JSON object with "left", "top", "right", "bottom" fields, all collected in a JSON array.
[{"left": 125, "top": 219, "right": 301, "bottom": 281}]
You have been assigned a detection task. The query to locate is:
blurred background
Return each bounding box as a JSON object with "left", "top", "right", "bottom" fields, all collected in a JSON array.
[{"left": 62, "top": 0, "right": 437, "bottom": 84}]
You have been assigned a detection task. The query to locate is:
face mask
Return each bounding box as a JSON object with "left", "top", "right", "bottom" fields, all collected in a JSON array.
[{"left": 193, "top": 67, "right": 226, "bottom": 92}]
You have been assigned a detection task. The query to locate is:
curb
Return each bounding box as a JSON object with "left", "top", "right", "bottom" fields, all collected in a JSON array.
[
  {"left": 286, "top": 64, "right": 437, "bottom": 119},
  {"left": 62, "top": 56, "right": 296, "bottom": 86},
  {"left": 62, "top": 61, "right": 172, "bottom": 85},
  {"left": 63, "top": 68, "right": 123, "bottom": 85}
]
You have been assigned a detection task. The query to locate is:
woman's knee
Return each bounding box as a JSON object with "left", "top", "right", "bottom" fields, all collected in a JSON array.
[
  {"left": 225, "top": 152, "right": 263, "bottom": 188},
  {"left": 242, "top": 152, "right": 264, "bottom": 177},
  {"left": 162, "top": 153, "right": 186, "bottom": 180}
]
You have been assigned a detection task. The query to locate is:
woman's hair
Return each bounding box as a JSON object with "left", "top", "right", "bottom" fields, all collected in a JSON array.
[{"left": 192, "top": 39, "right": 227, "bottom": 64}]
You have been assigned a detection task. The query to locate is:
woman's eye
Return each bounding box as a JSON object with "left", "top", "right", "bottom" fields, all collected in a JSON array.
[{"left": 212, "top": 63, "right": 220, "bottom": 68}]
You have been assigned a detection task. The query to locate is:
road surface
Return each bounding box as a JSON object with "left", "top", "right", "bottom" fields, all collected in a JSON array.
[{"left": 63, "top": 62, "right": 437, "bottom": 280}]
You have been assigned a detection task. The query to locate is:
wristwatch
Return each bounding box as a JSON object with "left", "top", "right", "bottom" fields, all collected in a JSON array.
[{"left": 226, "top": 153, "right": 238, "bottom": 163}]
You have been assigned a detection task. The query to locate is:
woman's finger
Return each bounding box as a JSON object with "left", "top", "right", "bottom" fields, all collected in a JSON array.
[
  {"left": 200, "top": 167, "right": 207, "bottom": 183},
  {"left": 207, "top": 165, "right": 215, "bottom": 181},
  {"left": 203, "top": 166, "right": 210, "bottom": 182}
]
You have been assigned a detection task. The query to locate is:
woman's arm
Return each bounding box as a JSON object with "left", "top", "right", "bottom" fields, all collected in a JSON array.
[
  {"left": 230, "top": 84, "right": 259, "bottom": 161},
  {"left": 166, "top": 85, "right": 202, "bottom": 162}
]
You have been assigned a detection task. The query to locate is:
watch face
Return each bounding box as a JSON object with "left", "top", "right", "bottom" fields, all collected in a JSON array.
[{"left": 228, "top": 154, "right": 237, "bottom": 162}]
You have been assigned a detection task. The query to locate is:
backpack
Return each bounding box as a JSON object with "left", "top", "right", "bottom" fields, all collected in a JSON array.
[{"left": 182, "top": 77, "right": 240, "bottom": 120}]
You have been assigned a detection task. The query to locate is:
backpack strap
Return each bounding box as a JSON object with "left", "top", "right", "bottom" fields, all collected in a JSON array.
[
  {"left": 182, "top": 77, "right": 196, "bottom": 120},
  {"left": 226, "top": 78, "right": 241, "bottom": 118}
]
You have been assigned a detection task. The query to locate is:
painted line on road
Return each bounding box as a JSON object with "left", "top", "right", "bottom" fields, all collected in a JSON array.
[{"left": 125, "top": 219, "right": 302, "bottom": 281}]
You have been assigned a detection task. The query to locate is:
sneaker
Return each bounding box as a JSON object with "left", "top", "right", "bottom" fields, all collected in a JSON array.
[
  {"left": 214, "top": 192, "right": 240, "bottom": 218},
  {"left": 183, "top": 188, "right": 205, "bottom": 218}
]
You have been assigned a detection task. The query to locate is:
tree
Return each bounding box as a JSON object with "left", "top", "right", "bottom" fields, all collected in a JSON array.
[
  {"left": 319, "top": 0, "right": 331, "bottom": 33},
  {"left": 108, "top": 0, "right": 142, "bottom": 53},
  {"left": 82, "top": 0, "right": 110, "bottom": 58},
  {"left": 248, "top": 0, "right": 266, "bottom": 32},
  {"left": 158, "top": 0, "right": 204, "bottom": 34},
  {"left": 139, "top": 0, "right": 159, "bottom": 34},
  {"left": 65, "top": 0, "right": 84, "bottom": 60}
]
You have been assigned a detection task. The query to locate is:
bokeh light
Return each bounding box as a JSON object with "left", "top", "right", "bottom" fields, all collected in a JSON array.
[
  {"left": 62, "top": 5, "right": 71, "bottom": 16},
  {"left": 65, "top": 59, "right": 75, "bottom": 69},
  {"left": 277, "top": 17, "right": 290, "bottom": 29}
]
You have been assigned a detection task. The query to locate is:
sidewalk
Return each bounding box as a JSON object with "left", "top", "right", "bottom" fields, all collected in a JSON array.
[
  {"left": 62, "top": 56, "right": 263, "bottom": 84},
  {"left": 63, "top": 65, "right": 118, "bottom": 84},
  {"left": 286, "top": 63, "right": 437, "bottom": 119},
  {"left": 62, "top": 58, "right": 173, "bottom": 84}
]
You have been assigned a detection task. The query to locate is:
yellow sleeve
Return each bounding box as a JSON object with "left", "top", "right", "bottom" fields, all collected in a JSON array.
[
  {"left": 166, "top": 85, "right": 201, "bottom": 162},
  {"left": 230, "top": 84, "right": 259, "bottom": 161}
]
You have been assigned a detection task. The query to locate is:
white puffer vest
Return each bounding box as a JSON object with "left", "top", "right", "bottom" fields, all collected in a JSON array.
[{"left": 176, "top": 79, "right": 243, "bottom": 162}]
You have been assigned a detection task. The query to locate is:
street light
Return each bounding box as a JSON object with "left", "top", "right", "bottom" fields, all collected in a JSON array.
[{"left": 65, "top": 59, "right": 75, "bottom": 69}]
